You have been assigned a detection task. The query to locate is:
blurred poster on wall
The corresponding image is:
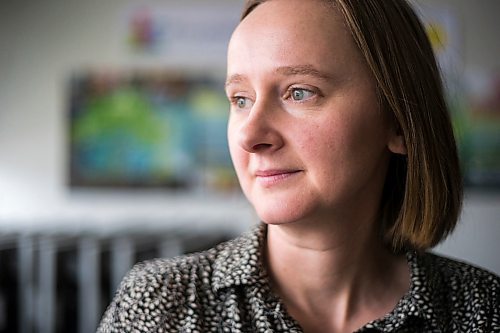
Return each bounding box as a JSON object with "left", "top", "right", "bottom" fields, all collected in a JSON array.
[
  {"left": 68, "top": 69, "right": 237, "bottom": 191},
  {"left": 419, "top": 5, "right": 500, "bottom": 187},
  {"left": 124, "top": 3, "right": 241, "bottom": 58},
  {"left": 460, "top": 70, "right": 500, "bottom": 187},
  {"left": 418, "top": 5, "right": 462, "bottom": 90}
]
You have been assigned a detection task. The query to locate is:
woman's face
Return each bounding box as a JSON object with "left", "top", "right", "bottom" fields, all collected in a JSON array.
[{"left": 226, "top": 0, "right": 402, "bottom": 225}]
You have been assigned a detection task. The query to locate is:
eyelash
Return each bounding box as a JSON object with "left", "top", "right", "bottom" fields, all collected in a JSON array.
[
  {"left": 284, "top": 86, "right": 318, "bottom": 102},
  {"left": 227, "top": 85, "right": 321, "bottom": 110},
  {"left": 229, "top": 96, "right": 253, "bottom": 110}
]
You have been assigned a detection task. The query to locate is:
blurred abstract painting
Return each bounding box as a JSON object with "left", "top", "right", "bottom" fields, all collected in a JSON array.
[{"left": 68, "top": 70, "right": 236, "bottom": 190}]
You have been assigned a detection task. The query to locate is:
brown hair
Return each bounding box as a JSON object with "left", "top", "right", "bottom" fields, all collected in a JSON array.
[{"left": 240, "top": 0, "right": 463, "bottom": 251}]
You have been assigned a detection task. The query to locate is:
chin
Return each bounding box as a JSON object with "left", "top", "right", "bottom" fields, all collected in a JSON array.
[
  {"left": 247, "top": 189, "right": 323, "bottom": 225},
  {"left": 254, "top": 203, "right": 313, "bottom": 226},
  {"left": 260, "top": 219, "right": 291, "bottom": 226},
  {"left": 254, "top": 206, "right": 290, "bottom": 225}
]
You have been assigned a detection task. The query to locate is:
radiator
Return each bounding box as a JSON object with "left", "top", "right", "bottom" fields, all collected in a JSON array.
[{"left": 0, "top": 228, "right": 232, "bottom": 333}]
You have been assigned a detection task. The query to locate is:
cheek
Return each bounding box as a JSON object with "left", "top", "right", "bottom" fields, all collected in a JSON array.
[
  {"left": 299, "top": 121, "right": 340, "bottom": 160},
  {"left": 227, "top": 121, "right": 239, "bottom": 160},
  {"left": 299, "top": 116, "right": 377, "bottom": 177},
  {"left": 321, "top": 110, "right": 387, "bottom": 152},
  {"left": 227, "top": 128, "right": 249, "bottom": 181},
  {"left": 228, "top": 138, "right": 241, "bottom": 167},
  {"left": 229, "top": 147, "right": 246, "bottom": 171}
]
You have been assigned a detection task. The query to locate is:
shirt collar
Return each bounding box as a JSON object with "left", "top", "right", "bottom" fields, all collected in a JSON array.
[
  {"left": 211, "top": 224, "right": 450, "bottom": 331},
  {"left": 405, "top": 251, "right": 450, "bottom": 331},
  {"left": 365, "top": 251, "right": 449, "bottom": 332},
  {"left": 212, "top": 223, "right": 268, "bottom": 292}
]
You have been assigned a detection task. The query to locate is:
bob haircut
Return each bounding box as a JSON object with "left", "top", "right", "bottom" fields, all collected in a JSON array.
[{"left": 240, "top": 0, "right": 463, "bottom": 251}]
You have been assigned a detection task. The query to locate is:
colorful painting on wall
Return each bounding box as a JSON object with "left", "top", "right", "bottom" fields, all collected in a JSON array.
[
  {"left": 68, "top": 70, "right": 237, "bottom": 191},
  {"left": 420, "top": 6, "right": 500, "bottom": 188},
  {"left": 459, "top": 70, "right": 500, "bottom": 187},
  {"left": 123, "top": 4, "right": 240, "bottom": 58}
]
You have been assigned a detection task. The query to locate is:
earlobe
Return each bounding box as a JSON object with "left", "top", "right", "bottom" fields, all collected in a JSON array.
[{"left": 388, "top": 135, "right": 407, "bottom": 155}]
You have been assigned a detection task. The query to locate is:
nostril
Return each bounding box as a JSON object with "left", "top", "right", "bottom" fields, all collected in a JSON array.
[
  {"left": 235, "top": 108, "right": 284, "bottom": 153},
  {"left": 252, "top": 143, "right": 273, "bottom": 151}
]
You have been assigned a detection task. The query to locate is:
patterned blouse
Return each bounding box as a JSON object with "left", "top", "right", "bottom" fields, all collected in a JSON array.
[{"left": 97, "top": 224, "right": 499, "bottom": 332}]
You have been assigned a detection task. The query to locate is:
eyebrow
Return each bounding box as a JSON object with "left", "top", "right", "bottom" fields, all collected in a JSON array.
[
  {"left": 225, "top": 65, "right": 333, "bottom": 89},
  {"left": 275, "top": 65, "right": 333, "bottom": 81},
  {"left": 225, "top": 73, "right": 247, "bottom": 88}
]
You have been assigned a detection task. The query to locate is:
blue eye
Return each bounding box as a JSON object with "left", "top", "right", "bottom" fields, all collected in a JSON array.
[
  {"left": 236, "top": 97, "right": 247, "bottom": 108},
  {"left": 231, "top": 96, "right": 253, "bottom": 110},
  {"left": 291, "top": 88, "right": 314, "bottom": 101}
]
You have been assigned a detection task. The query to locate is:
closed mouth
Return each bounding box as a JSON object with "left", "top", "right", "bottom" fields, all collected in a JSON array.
[
  {"left": 255, "top": 169, "right": 301, "bottom": 177},
  {"left": 254, "top": 169, "right": 302, "bottom": 186}
]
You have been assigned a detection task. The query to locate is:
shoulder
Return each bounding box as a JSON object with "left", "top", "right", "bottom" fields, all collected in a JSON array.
[
  {"left": 97, "top": 248, "right": 219, "bottom": 332},
  {"left": 97, "top": 226, "right": 266, "bottom": 333},
  {"left": 424, "top": 252, "right": 500, "bottom": 292},
  {"left": 419, "top": 252, "right": 499, "bottom": 331},
  {"left": 122, "top": 249, "right": 218, "bottom": 301}
]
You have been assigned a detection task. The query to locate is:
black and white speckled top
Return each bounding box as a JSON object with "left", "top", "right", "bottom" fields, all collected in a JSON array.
[{"left": 97, "top": 224, "right": 500, "bottom": 332}]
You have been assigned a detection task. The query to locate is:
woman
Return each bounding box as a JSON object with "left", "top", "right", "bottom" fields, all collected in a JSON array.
[{"left": 98, "top": 0, "right": 499, "bottom": 332}]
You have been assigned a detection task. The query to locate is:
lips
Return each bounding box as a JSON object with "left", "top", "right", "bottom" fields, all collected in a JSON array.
[{"left": 254, "top": 169, "right": 302, "bottom": 186}]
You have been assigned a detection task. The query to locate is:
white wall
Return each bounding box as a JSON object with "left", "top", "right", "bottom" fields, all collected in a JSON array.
[
  {"left": 417, "top": 0, "right": 500, "bottom": 71},
  {"left": 0, "top": 0, "right": 254, "bottom": 235},
  {"left": 0, "top": 0, "right": 499, "bottom": 273},
  {"left": 414, "top": 0, "right": 500, "bottom": 274},
  {"left": 435, "top": 191, "right": 500, "bottom": 275}
]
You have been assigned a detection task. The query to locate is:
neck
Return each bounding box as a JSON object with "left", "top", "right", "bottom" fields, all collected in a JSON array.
[{"left": 264, "top": 218, "right": 409, "bottom": 332}]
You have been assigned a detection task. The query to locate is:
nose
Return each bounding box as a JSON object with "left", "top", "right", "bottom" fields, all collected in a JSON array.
[{"left": 235, "top": 99, "right": 284, "bottom": 153}]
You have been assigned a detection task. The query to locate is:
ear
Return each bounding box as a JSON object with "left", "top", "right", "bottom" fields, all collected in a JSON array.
[{"left": 388, "top": 133, "right": 407, "bottom": 155}]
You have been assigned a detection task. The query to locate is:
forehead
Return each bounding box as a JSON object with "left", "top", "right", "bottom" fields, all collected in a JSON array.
[
  {"left": 227, "top": 0, "right": 364, "bottom": 78},
  {"left": 234, "top": 0, "right": 340, "bottom": 45}
]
